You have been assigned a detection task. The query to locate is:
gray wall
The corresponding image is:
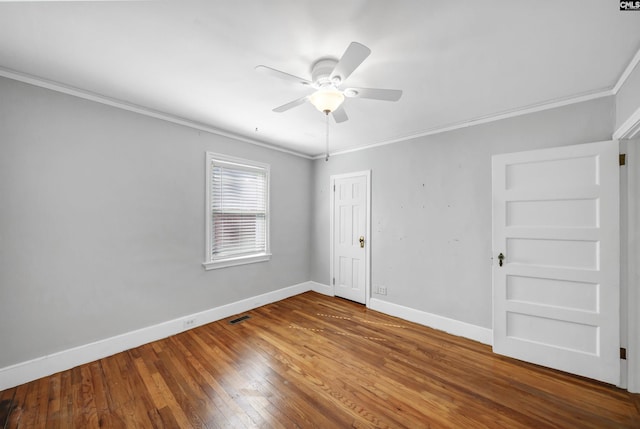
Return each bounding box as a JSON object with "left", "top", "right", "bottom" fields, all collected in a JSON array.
[
  {"left": 616, "top": 60, "right": 640, "bottom": 132},
  {"left": 310, "top": 97, "right": 615, "bottom": 329},
  {"left": 0, "top": 73, "right": 624, "bottom": 371},
  {"left": 0, "top": 77, "right": 312, "bottom": 368}
]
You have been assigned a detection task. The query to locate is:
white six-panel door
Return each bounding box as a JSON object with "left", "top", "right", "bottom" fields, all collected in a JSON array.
[
  {"left": 492, "top": 140, "right": 620, "bottom": 384},
  {"left": 331, "top": 172, "right": 370, "bottom": 304}
]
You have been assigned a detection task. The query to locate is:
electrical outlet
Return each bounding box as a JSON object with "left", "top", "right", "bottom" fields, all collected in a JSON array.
[
  {"left": 378, "top": 286, "right": 387, "bottom": 295},
  {"left": 183, "top": 317, "right": 197, "bottom": 329}
]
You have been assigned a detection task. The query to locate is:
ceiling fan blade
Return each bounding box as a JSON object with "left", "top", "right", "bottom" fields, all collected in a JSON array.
[
  {"left": 273, "top": 96, "right": 308, "bottom": 113},
  {"left": 330, "top": 42, "right": 371, "bottom": 84},
  {"left": 255, "top": 65, "right": 312, "bottom": 86},
  {"left": 344, "top": 87, "right": 402, "bottom": 102},
  {"left": 331, "top": 106, "right": 349, "bottom": 123}
]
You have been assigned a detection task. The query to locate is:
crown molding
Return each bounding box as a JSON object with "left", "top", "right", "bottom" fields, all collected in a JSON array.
[
  {"left": 613, "top": 46, "right": 640, "bottom": 95},
  {"left": 612, "top": 46, "right": 640, "bottom": 140},
  {"left": 314, "top": 45, "right": 640, "bottom": 159},
  {"left": 4, "top": 44, "right": 640, "bottom": 161},
  {"left": 314, "top": 88, "right": 613, "bottom": 159},
  {"left": 0, "top": 67, "right": 313, "bottom": 160}
]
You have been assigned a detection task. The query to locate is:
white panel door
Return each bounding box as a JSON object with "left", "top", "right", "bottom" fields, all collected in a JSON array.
[
  {"left": 332, "top": 172, "right": 369, "bottom": 304},
  {"left": 492, "top": 140, "right": 620, "bottom": 384}
]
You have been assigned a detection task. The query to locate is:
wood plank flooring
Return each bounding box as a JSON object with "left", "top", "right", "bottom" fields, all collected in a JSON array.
[{"left": 2, "top": 291, "right": 639, "bottom": 428}]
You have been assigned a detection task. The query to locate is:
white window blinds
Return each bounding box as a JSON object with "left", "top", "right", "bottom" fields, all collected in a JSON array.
[{"left": 208, "top": 155, "right": 269, "bottom": 263}]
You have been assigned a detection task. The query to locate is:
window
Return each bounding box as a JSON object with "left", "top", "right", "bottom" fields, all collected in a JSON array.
[{"left": 203, "top": 153, "right": 270, "bottom": 270}]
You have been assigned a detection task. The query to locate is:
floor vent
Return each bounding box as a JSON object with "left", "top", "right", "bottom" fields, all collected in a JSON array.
[{"left": 229, "top": 315, "right": 251, "bottom": 325}]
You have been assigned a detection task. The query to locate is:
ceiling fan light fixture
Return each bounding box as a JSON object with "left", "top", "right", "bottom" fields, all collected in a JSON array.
[{"left": 309, "top": 88, "right": 345, "bottom": 113}]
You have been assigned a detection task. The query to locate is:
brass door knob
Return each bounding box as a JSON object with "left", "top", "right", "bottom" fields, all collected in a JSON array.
[{"left": 359, "top": 236, "right": 365, "bottom": 248}]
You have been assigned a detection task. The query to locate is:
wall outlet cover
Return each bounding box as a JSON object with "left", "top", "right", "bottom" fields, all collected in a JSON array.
[{"left": 183, "top": 318, "right": 197, "bottom": 329}]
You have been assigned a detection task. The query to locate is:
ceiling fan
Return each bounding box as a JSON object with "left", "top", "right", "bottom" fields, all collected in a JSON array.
[{"left": 256, "top": 42, "right": 402, "bottom": 123}]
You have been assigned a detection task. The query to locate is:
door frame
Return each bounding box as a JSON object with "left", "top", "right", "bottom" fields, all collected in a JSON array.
[
  {"left": 330, "top": 170, "right": 372, "bottom": 307},
  {"left": 624, "top": 140, "right": 639, "bottom": 393}
]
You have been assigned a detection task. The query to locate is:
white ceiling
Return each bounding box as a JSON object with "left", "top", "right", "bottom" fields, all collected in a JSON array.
[{"left": 1, "top": 1, "right": 639, "bottom": 157}]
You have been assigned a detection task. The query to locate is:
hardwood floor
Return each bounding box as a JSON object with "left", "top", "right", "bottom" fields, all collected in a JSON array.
[{"left": 1, "top": 291, "right": 639, "bottom": 428}]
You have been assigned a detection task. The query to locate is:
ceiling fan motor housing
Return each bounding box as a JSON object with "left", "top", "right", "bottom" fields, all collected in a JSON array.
[{"left": 311, "top": 58, "right": 339, "bottom": 86}]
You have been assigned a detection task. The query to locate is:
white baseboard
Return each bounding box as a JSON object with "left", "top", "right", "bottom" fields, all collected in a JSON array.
[
  {"left": 309, "top": 281, "right": 333, "bottom": 296},
  {"left": 368, "top": 298, "right": 493, "bottom": 346},
  {"left": 0, "top": 281, "right": 313, "bottom": 391},
  {"left": 1, "top": 283, "right": 495, "bottom": 390},
  {"left": 305, "top": 284, "right": 492, "bottom": 345}
]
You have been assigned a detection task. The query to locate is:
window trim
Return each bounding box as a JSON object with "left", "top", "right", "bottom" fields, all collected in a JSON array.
[{"left": 202, "top": 152, "right": 271, "bottom": 270}]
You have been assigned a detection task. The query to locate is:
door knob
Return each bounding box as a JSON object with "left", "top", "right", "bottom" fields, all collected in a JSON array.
[
  {"left": 498, "top": 252, "right": 505, "bottom": 267},
  {"left": 359, "top": 236, "right": 365, "bottom": 248}
]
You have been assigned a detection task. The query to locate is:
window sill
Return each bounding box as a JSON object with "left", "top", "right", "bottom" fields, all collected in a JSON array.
[{"left": 202, "top": 253, "right": 271, "bottom": 270}]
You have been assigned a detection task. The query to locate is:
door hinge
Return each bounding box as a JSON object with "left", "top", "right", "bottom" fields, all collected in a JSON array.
[
  {"left": 620, "top": 153, "right": 626, "bottom": 166},
  {"left": 332, "top": 277, "right": 335, "bottom": 285},
  {"left": 333, "top": 184, "right": 335, "bottom": 192},
  {"left": 621, "top": 347, "right": 627, "bottom": 360}
]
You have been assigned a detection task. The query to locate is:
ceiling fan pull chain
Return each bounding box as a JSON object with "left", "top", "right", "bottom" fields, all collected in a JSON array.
[{"left": 325, "top": 111, "right": 330, "bottom": 161}]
